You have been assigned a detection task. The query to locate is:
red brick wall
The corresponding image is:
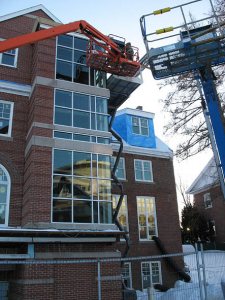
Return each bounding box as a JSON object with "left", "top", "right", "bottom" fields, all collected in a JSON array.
[
  {"left": 113, "top": 152, "right": 183, "bottom": 289},
  {"left": 194, "top": 185, "right": 225, "bottom": 243}
]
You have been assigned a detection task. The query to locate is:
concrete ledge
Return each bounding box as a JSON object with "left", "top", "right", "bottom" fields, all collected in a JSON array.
[
  {"left": 35, "top": 251, "right": 121, "bottom": 259},
  {"left": 12, "top": 278, "right": 54, "bottom": 285}
]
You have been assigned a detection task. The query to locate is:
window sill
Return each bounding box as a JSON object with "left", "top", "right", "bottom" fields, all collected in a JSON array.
[{"left": 0, "top": 135, "right": 13, "bottom": 142}]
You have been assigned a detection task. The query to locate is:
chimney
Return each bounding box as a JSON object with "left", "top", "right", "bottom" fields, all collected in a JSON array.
[{"left": 136, "top": 106, "right": 143, "bottom": 110}]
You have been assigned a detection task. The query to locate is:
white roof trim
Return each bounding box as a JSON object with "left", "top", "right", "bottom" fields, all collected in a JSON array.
[
  {"left": 0, "top": 5, "right": 61, "bottom": 24},
  {"left": 116, "top": 107, "right": 155, "bottom": 119}
]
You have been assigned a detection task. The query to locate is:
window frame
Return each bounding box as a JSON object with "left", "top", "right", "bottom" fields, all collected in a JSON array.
[
  {"left": 137, "top": 196, "right": 158, "bottom": 241},
  {"left": 51, "top": 148, "right": 113, "bottom": 225},
  {"left": 203, "top": 192, "right": 212, "bottom": 209},
  {"left": 0, "top": 40, "right": 18, "bottom": 68},
  {"left": 53, "top": 89, "right": 109, "bottom": 132},
  {"left": 141, "top": 261, "right": 162, "bottom": 289},
  {"left": 111, "top": 157, "right": 126, "bottom": 180},
  {"left": 0, "top": 100, "right": 14, "bottom": 137},
  {"left": 0, "top": 164, "right": 11, "bottom": 227},
  {"left": 122, "top": 262, "right": 132, "bottom": 289},
  {"left": 131, "top": 116, "right": 149, "bottom": 136},
  {"left": 134, "top": 159, "right": 153, "bottom": 183}
]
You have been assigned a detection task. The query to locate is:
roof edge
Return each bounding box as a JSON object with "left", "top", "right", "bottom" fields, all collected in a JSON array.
[{"left": 0, "top": 5, "right": 61, "bottom": 24}]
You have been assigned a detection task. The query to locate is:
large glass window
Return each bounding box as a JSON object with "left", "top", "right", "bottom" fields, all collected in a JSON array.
[
  {"left": 0, "top": 165, "right": 10, "bottom": 226},
  {"left": 132, "top": 116, "right": 149, "bottom": 136},
  {"left": 111, "top": 157, "right": 126, "bottom": 180},
  {"left": 56, "top": 35, "right": 106, "bottom": 86},
  {"left": 52, "top": 149, "right": 112, "bottom": 224},
  {"left": 134, "top": 160, "right": 153, "bottom": 182},
  {"left": 137, "top": 196, "right": 157, "bottom": 240},
  {"left": 141, "top": 261, "right": 162, "bottom": 289},
  {"left": 112, "top": 195, "right": 128, "bottom": 234},
  {"left": 0, "top": 47, "right": 18, "bottom": 68},
  {"left": 54, "top": 90, "right": 108, "bottom": 132},
  {"left": 0, "top": 100, "right": 14, "bottom": 137}
]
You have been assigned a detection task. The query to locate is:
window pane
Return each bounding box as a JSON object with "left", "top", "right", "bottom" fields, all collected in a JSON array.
[
  {"left": 0, "top": 205, "right": 6, "bottom": 224},
  {"left": 73, "top": 134, "right": 90, "bottom": 142},
  {"left": 74, "top": 50, "right": 86, "bottom": 64},
  {"left": 73, "top": 200, "right": 92, "bottom": 223},
  {"left": 74, "top": 37, "right": 88, "bottom": 51},
  {"left": 73, "top": 64, "right": 89, "bottom": 84},
  {"left": 73, "top": 93, "right": 90, "bottom": 110},
  {"left": 55, "top": 90, "right": 72, "bottom": 108},
  {"left": 73, "top": 178, "right": 91, "bottom": 199},
  {"left": 56, "top": 60, "right": 72, "bottom": 81},
  {"left": 0, "top": 119, "right": 9, "bottom": 135},
  {"left": 141, "top": 127, "right": 149, "bottom": 136},
  {"left": 53, "top": 175, "right": 72, "bottom": 198},
  {"left": 73, "top": 152, "right": 91, "bottom": 176},
  {"left": 57, "top": 46, "right": 72, "bottom": 61},
  {"left": 73, "top": 110, "right": 90, "bottom": 129},
  {"left": 97, "top": 137, "right": 110, "bottom": 144},
  {"left": 99, "top": 202, "right": 112, "bottom": 224},
  {"left": 96, "top": 98, "right": 107, "bottom": 113},
  {"left": 53, "top": 199, "right": 72, "bottom": 222},
  {"left": 98, "top": 180, "right": 111, "bottom": 201},
  {"left": 55, "top": 107, "right": 72, "bottom": 126},
  {"left": 2, "top": 54, "right": 15, "bottom": 66},
  {"left": 58, "top": 35, "right": 73, "bottom": 47},
  {"left": 54, "top": 131, "right": 72, "bottom": 140},
  {"left": 98, "top": 155, "right": 111, "bottom": 178},
  {"left": 54, "top": 149, "right": 72, "bottom": 175},
  {"left": 91, "top": 113, "right": 96, "bottom": 130},
  {"left": 96, "top": 115, "right": 108, "bottom": 131}
]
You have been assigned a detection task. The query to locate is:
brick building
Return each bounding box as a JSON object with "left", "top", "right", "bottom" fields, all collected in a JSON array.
[
  {"left": 187, "top": 158, "right": 225, "bottom": 244},
  {"left": 0, "top": 5, "right": 182, "bottom": 299}
]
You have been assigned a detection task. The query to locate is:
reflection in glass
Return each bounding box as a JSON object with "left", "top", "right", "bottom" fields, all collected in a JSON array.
[
  {"left": 73, "top": 177, "right": 91, "bottom": 199},
  {"left": 53, "top": 199, "right": 72, "bottom": 222},
  {"left": 96, "top": 114, "right": 108, "bottom": 131},
  {"left": 54, "top": 149, "right": 72, "bottom": 175},
  {"left": 96, "top": 97, "right": 107, "bottom": 114},
  {"left": 56, "top": 60, "right": 72, "bottom": 81},
  {"left": 74, "top": 37, "right": 88, "bottom": 51},
  {"left": 73, "top": 64, "right": 89, "bottom": 84},
  {"left": 99, "top": 202, "right": 112, "bottom": 224},
  {"left": 0, "top": 205, "right": 5, "bottom": 224},
  {"left": 53, "top": 175, "right": 72, "bottom": 198},
  {"left": 55, "top": 107, "right": 72, "bottom": 127},
  {"left": 98, "top": 180, "right": 111, "bottom": 201},
  {"left": 57, "top": 47, "right": 72, "bottom": 61},
  {"left": 58, "top": 35, "right": 73, "bottom": 47},
  {"left": 73, "top": 200, "right": 92, "bottom": 223},
  {"left": 98, "top": 155, "right": 111, "bottom": 178},
  {"left": 73, "top": 152, "right": 91, "bottom": 176}
]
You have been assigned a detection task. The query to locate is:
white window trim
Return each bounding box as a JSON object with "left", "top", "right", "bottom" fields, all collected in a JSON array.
[
  {"left": 0, "top": 164, "right": 11, "bottom": 227},
  {"left": 111, "top": 157, "right": 126, "bottom": 180},
  {"left": 132, "top": 116, "right": 149, "bottom": 136},
  {"left": 203, "top": 192, "right": 212, "bottom": 209},
  {"left": 0, "top": 39, "right": 18, "bottom": 68},
  {"left": 137, "top": 196, "right": 158, "bottom": 241},
  {"left": 0, "top": 100, "right": 14, "bottom": 137},
  {"left": 141, "top": 261, "right": 162, "bottom": 290},
  {"left": 134, "top": 159, "right": 153, "bottom": 183},
  {"left": 122, "top": 262, "right": 132, "bottom": 289}
]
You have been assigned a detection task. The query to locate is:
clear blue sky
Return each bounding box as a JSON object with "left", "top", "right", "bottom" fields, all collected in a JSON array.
[{"left": 0, "top": 0, "right": 214, "bottom": 204}]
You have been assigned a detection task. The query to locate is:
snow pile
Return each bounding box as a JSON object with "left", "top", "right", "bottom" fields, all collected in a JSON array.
[{"left": 136, "top": 250, "right": 225, "bottom": 300}]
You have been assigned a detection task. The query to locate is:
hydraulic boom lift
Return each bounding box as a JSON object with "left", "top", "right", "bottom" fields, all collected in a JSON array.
[
  {"left": 140, "top": 0, "right": 225, "bottom": 198},
  {"left": 0, "top": 19, "right": 140, "bottom": 77}
]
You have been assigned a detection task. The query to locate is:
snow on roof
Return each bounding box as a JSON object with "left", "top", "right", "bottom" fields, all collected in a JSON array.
[
  {"left": 0, "top": 5, "right": 61, "bottom": 24},
  {"left": 186, "top": 157, "right": 219, "bottom": 194}
]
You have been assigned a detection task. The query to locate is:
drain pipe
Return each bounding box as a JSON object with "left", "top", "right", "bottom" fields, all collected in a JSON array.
[{"left": 109, "top": 112, "right": 130, "bottom": 258}]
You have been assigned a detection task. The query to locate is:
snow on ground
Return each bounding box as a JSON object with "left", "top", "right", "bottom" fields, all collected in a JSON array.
[{"left": 136, "top": 249, "right": 225, "bottom": 300}]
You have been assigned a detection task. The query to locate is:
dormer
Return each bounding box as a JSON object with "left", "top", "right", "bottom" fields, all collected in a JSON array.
[{"left": 112, "top": 107, "right": 156, "bottom": 148}]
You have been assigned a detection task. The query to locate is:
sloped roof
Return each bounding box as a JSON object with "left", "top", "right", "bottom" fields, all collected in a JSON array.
[
  {"left": 0, "top": 5, "right": 61, "bottom": 23},
  {"left": 186, "top": 157, "right": 219, "bottom": 194}
]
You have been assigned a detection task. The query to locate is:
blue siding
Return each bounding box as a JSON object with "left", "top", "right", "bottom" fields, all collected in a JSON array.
[{"left": 112, "top": 112, "right": 156, "bottom": 149}]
